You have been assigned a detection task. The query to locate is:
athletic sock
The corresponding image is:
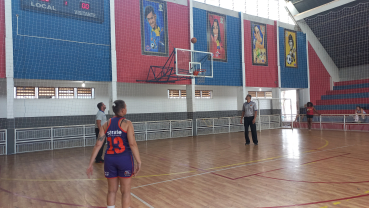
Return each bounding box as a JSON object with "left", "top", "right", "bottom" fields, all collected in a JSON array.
[{"left": 107, "top": 206, "right": 115, "bottom": 208}]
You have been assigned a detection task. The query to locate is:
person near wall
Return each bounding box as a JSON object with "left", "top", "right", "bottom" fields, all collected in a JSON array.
[
  {"left": 354, "top": 106, "right": 367, "bottom": 122},
  {"left": 95, "top": 102, "right": 107, "bottom": 163},
  {"left": 240, "top": 94, "right": 258, "bottom": 145},
  {"left": 86, "top": 100, "right": 141, "bottom": 208},
  {"left": 306, "top": 102, "right": 320, "bottom": 131}
]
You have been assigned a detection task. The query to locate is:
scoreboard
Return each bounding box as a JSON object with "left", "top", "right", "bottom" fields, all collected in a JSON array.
[{"left": 21, "top": 0, "right": 104, "bottom": 23}]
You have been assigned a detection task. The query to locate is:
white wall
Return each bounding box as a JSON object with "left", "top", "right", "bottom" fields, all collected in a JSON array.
[
  {"left": 195, "top": 85, "right": 238, "bottom": 112},
  {"left": 339, "top": 64, "right": 369, "bottom": 82},
  {"left": 13, "top": 79, "right": 110, "bottom": 117},
  {"left": 117, "top": 83, "right": 238, "bottom": 114}
]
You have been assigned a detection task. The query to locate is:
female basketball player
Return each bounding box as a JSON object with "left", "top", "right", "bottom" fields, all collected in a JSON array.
[
  {"left": 306, "top": 102, "right": 320, "bottom": 131},
  {"left": 86, "top": 100, "right": 141, "bottom": 208}
]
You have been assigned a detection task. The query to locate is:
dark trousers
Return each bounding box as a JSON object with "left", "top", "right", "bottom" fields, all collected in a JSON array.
[
  {"left": 95, "top": 128, "right": 106, "bottom": 162},
  {"left": 244, "top": 117, "right": 258, "bottom": 144}
]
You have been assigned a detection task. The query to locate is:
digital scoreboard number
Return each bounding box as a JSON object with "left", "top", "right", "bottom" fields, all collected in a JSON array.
[{"left": 21, "top": 0, "right": 104, "bottom": 23}]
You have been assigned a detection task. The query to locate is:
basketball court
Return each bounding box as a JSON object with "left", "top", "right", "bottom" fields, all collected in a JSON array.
[
  {"left": 1, "top": 129, "right": 369, "bottom": 207},
  {"left": 1, "top": 0, "right": 369, "bottom": 207}
]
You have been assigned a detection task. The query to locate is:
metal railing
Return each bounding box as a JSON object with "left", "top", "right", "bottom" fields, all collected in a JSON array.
[
  {"left": 294, "top": 114, "right": 369, "bottom": 131},
  {"left": 13, "top": 119, "right": 193, "bottom": 154},
  {"left": 0, "top": 129, "right": 6, "bottom": 155},
  {"left": 196, "top": 115, "right": 282, "bottom": 136}
]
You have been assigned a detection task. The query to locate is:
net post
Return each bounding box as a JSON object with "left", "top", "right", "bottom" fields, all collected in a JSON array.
[
  {"left": 169, "top": 120, "right": 172, "bottom": 138},
  {"left": 83, "top": 125, "right": 86, "bottom": 147},
  {"left": 290, "top": 98, "right": 293, "bottom": 130},
  {"left": 51, "top": 127, "right": 54, "bottom": 150},
  {"left": 258, "top": 99, "right": 261, "bottom": 133},
  {"left": 343, "top": 115, "right": 346, "bottom": 131},
  {"left": 14, "top": 129, "right": 17, "bottom": 154},
  {"left": 320, "top": 115, "right": 322, "bottom": 130}
]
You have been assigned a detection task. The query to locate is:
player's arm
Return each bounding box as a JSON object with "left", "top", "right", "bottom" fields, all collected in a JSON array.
[
  {"left": 96, "top": 120, "right": 102, "bottom": 129},
  {"left": 127, "top": 121, "right": 142, "bottom": 176},
  {"left": 313, "top": 107, "right": 320, "bottom": 115},
  {"left": 86, "top": 120, "right": 109, "bottom": 178},
  {"left": 253, "top": 110, "right": 257, "bottom": 124}
]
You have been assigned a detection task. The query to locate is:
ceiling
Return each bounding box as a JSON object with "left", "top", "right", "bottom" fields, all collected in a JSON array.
[{"left": 288, "top": 0, "right": 369, "bottom": 68}]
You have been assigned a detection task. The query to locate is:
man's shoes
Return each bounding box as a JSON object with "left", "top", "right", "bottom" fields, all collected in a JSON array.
[
  {"left": 245, "top": 143, "right": 250, "bottom": 145},
  {"left": 254, "top": 143, "right": 258, "bottom": 145}
]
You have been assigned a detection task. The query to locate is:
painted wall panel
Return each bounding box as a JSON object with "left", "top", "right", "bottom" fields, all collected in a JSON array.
[
  {"left": 244, "top": 20, "right": 278, "bottom": 87},
  {"left": 115, "top": 0, "right": 190, "bottom": 84},
  {"left": 279, "top": 27, "right": 308, "bottom": 89},
  {"left": 0, "top": 0, "right": 5, "bottom": 78},
  {"left": 12, "top": 0, "right": 111, "bottom": 81},
  {"left": 193, "top": 8, "right": 242, "bottom": 86}
]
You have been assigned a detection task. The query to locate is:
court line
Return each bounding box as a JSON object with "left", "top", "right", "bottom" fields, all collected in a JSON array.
[
  {"left": 131, "top": 193, "right": 154, "bottom": 208},
  {"left": 0, "top": 184, "right": 104, "bottom": 208},
  {"left": 132, "top": 144, "right": 354, "bottom": 190},
  {"left": 211, "top": 153, "right": 350, "bottom": 180},
  {"left": 0, "top": 171, "right": 196, "bottom": 182},
  {"left": 256, "top": 193, "right": 369, "bottom": 208},
  {"left": 0, "top": 140, "right": 329, "bottom": 182}
]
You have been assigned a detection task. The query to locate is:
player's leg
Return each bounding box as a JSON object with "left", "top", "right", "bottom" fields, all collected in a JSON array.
[
  {"left": 119, "top": 177, "right": 132, "bottom": 208},
  {"left": 107, "top": 177, "right": 119, "bottom": 207},
  {"left": 250, "top": 118, "right": 258, "bottom": 144},
  {"left": 307, "top": 118, "right": 311, "bottom": 130},
  {"left": 244, "top": 117, "right": 251, "bottom": 144},
  {"left": 105, "top": 156, "right": 119, "bottom": 206},
  {"left": 117, "top": 155, "right": 134, "bottom": 208}
]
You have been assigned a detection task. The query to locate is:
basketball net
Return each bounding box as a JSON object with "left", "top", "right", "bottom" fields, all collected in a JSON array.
[{"left": 193, "top": 69, "right": 206, "bottom": 84}]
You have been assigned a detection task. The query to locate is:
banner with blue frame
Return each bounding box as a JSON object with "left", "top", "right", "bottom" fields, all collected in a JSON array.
[
  {"left": 140, "top": 0, "right": 169, "bottom": 57},
  {"left": 285, "top": 29, "right": 298, "bottom": 68},
  {"left": 251, "top": 22, "right": 268, "bottom": 66}
]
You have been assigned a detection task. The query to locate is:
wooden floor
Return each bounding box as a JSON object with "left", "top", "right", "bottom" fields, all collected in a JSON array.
[{"left": 1, "top": 129, "right": 369, "bottom": 208}]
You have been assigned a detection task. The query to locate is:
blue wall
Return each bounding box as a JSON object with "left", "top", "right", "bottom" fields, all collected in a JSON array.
[
  {"left": 193, "top": 8, "right": 242, "bottom": 86},
  {"left": 279, "top": 27, "right": 308, "bottom": 88},
  {"left": 12, "top": 0, "right": 111, "bottom": 81}
]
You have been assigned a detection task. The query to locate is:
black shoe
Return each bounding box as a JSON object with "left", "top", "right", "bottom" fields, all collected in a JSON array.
[
  {"left": 254, "top": 143, "right": 258, "bottom": 145},
  {"left": 245, "top": 143, "right": 250, "bottom": 145}
]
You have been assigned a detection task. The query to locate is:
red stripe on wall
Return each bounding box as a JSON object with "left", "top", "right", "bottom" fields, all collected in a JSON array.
[
  {"left": 308, "top": 43, "right": 331, "bottom": 105},
  {"left": 244, "top": 20, "right": 278, "bottom": 88},
  {"left": 115, "top": 0, "right": 190, "bottom": 84}
]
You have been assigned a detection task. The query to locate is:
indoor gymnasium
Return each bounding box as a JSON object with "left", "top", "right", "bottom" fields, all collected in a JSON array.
[{"left": 1, "top": 0, "right": 369, "bottom": 207}]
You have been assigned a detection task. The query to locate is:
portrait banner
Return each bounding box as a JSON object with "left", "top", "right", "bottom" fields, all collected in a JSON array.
[
  {"left": 140, "top": 0, "right": 168, "bottom": 56},
  {"left": 251, "top": 22, "right": 268, "bottom": 66},
  {"left": 285, "top": 29, "right": 298, "bottom": 68},
  {"left": 207, "top": 12, "right": 227, "bottom": 62}
]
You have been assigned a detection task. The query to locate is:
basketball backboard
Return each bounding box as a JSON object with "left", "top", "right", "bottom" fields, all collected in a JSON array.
[{"left": 175, "top": 48, "right": 213, "bottom": 78}]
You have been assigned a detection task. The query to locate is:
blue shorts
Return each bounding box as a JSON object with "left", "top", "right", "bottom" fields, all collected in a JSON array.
[{"left": 104, "top": 154, "right": 134, "bottom": 178}]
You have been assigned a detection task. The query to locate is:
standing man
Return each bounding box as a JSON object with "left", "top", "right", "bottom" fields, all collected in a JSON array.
[
  {"left": 241, "top": 94, "right": 258, "bottom": 145},
  {"left": 95, "top": 102, "right": 107, "bottom": 163}
]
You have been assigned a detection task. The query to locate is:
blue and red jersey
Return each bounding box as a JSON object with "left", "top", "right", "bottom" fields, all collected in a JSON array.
[{"left": 104, "top": 117, "right": 132, "bottom": 156}]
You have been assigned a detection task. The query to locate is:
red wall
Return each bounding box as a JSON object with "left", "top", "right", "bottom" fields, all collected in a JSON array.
[
  {"left": 115, "top": 0, "right": 190, "bottom": 84},
  {"left": 244, "top": 20, "right": 278, "bottom": 87},
  {"left": 0, "top": 0, "right": 5, "bottom": 78},
  {"left": 308, "top": 43, "right": 331, "bottom": 105}
]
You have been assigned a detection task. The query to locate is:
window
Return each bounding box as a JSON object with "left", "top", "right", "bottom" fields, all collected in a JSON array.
[
  {"left": 201, "top": 90, "right": 212, "bottom": 98},
  {"left": 38, "top": 87, "right": 56, "bottom": 99},
  {"left": 77, "top": 88, "right": 93, "bottom": 99},
  {"left": 168, "top": 90, "right": 180, "bottom": 98},
  {"left": 249, "top": 91, "right": 272, "bottom": 99},
  {"left": 248, "top": 91, "right": 256, "bottom": 98},
  {"left": 58, "top": 87, "right": 74, "bottom": 99},
  {"left": 14, "top": 86, "right": 95, "bottom": 99},
  {"left": 168, "top": 89, "right": 212, "bottom": 99},
  {"left": 15, "top": 87, "right": 36, "bottom": 99},
  {"left": 195, "top": 90, "right": 201, "bottom": 98},
  {"left": 180, "top": 90, "right": 186, "bottom": 98},
  {"left": 266, "top": 91, "right": 273, "bottom": 98}
]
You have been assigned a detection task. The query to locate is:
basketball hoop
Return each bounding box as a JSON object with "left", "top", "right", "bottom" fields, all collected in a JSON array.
[{"left": 193, "top": 69, "right": 206, "bottom": 83}]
